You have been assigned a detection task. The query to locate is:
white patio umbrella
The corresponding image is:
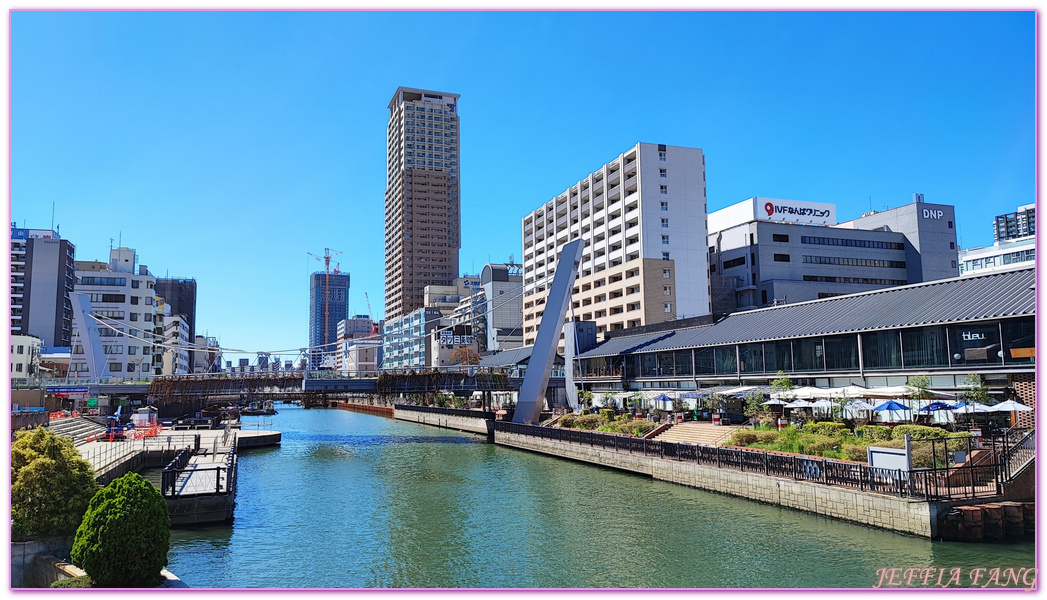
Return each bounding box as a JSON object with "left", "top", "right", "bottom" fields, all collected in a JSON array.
[
  {"left": 990, "top": 400, "right": 1033, "bottom": 412},
  {"left": 784, "top": 399, "right": 814, "bottom": 409},
  {"left": 847, "top": 400, "right": 876, "bottom": 411},
  {"left": 762, "top": 398, "right": 787, "bottom": 406}
]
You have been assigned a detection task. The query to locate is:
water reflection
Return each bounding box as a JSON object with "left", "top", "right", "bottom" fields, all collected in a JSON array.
[{"left": 163, "top": 406, "right": 1033, "bottom": 588}]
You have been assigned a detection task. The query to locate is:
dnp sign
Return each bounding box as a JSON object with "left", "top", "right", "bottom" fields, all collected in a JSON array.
[{"left": 922, "top": 208, "right": 945, "bottom": 220}]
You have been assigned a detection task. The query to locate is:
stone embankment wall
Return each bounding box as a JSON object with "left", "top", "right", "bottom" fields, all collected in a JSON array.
[
  {"left": 394, "top": 409, "right": 492, "bottom": 437},
  {"left": 11, "top": 537, "right": 73, "bottom": 588},
  {"left": 495, "top": 431, "right": 939, "bottom": 538}
]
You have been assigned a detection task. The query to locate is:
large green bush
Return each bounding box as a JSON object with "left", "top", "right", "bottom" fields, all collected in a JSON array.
[
  {"left": 557, "top": 414, "right": 577, "bottom": 428},
  {"left": 855, "top": 425, "right": 893, "bottom": 441},
  {"left": 71, "top": 472, "right": 170, "bottom": 588},
  {"left": 572, "top": 414, "right": 605, "bottom": 430},
  {"left": 802, "top": 422, "right": 851, "bottom": 438},
  {"left": 599, "top": 409, "right": 615, "bottom": 421},
  {"left": 891, "top": 424, "right": 950, "bottom": 440},
  {"left": 729, "top": 430, "right": 761, "bottom": 446},
  {"left": 11, "top": 428, "right": 99, "bottom": 540}
]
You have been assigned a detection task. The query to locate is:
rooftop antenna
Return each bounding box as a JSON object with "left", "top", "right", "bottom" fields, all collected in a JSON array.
[{"left": 109, "top": 238, "right": 114, "bottom": 252}]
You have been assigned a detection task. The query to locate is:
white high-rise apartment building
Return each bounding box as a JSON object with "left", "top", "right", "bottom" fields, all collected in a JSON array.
[
  {"left": 69, "top": 247, "right": 160, "bottom": 378},
  {"left": 521, "top": 143, "right": 710, "bottom": 346}
]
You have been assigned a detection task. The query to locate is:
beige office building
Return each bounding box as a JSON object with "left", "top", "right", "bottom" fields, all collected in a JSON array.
[
  {"left": 521, "top": 143, "right": 711, "bottom": 347},
  {"left": 383, "top": 87, "right": 462, "bottom": 321}
]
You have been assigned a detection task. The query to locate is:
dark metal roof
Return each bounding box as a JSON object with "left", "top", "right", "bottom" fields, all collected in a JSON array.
[
  {"left": 581, "top": 267, "right": 1035, "bottom": 358},
  {"left": 477, "top": 345, "right": 565, "bottom": 367}
]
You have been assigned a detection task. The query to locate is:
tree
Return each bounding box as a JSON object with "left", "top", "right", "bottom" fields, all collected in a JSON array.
[
  {"left": 770, "top": 371, "right": 794, "bottom": 397},
  {"left": 71, "top": 472, "right": 170, "bottom": 588},
  {"left": 448, "top": 346, "right": 481, "bottom": 365},
  {"left": 960, "top": 373, "right": 991, "bottom": 405},
  {"left": 577, "top": 389, "right": 593, "bottom": 408},
  {"left": 11, "top": 428, "right": 99, "bottom": 540},
  {"left": 906, "top": 375, "right": 933, "bottom": 402},
  {"left": 743, "top": 390, "right": 767, "bottom": 418}
]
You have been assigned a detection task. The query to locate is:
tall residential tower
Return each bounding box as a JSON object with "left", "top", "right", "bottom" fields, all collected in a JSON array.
[
  {"left": 383, "top": 87, "right": 461, "bottom": 321},
  {"left": 309, "top": 271, "right": 350, "bottom": 368}
]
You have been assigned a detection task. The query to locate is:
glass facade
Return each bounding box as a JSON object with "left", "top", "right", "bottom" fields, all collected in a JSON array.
[
  {"left": 1002, "top": 317, "right": 1035, "bottom": 365},
  {"left": 739, "top": 344, "right": 763, "bottom": 373},
  {"left": 862, "top": 330, "right": 902, "bottom": 370},
  {"left": 901, "top": 326, "right": 949, "bottom": 368},
  {"left": 579, "top": 318, "right": 1032, "bottom": 380},
  {"left": 949, "top": 323, "right": 1002, "bottom": 366},
  {"left": 793, "top": 338, "right": 824, "bottom": 371},
  {"left": 824, "top": 335, "right": 858, "bottom": 371}
]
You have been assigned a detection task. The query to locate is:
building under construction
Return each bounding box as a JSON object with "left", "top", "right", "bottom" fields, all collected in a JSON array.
[{"left": 309, "top": 271, "right": 350, "bottom": 369}]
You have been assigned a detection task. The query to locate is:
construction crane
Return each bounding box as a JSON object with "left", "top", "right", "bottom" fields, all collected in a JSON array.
[
  {"left": 308, "top": 248, "right": 343, "bottom": 366},
  {"left": 365, "top": 292, "right": 378, "bottom": 337}
]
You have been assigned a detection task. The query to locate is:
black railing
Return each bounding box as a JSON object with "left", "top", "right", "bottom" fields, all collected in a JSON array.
[
  {"left": 394, "top": 404, "right": 496, "bottom": 421},
  {"left": 493, "top": 421, "right": 1009, "bottom": 501},
  {"left": 997, "top": 429, "right": 1035, "bottom": 482}
]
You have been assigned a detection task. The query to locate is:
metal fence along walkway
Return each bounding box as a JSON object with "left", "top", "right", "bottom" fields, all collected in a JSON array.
[{"left": 494, "top": 421, "right": 1025, "bottom": 501}]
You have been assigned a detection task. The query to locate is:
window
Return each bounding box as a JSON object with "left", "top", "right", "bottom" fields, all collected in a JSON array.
[
  {"left": 108, "top": 363, "right": 123, "bottom": 372},
  {"left": 802, "top": 255, "right": 906, "bottom": 268},
  {"left": 660, "top": 185, "right": 668, "bottom": 195},
  {"left": 15, "top": 363, "right": 22, "bottom": 372},
  {"left": 709, "top": 245, "right": 716, "bottom": 254},
  {"left": 131, "top": 296, "right": 139, "bottom": 305},
  {"left": 662, "top": 252, "right": 670, "bottom": 261},
  {"left": 773, "top": 254, "right": 791, "bottom": 262},
  {"left": 948, "top": 221, "right": 953, "bottom": 229},
  {"left": 761, "top": 290, "right": 768, "bottom": 304},
  {"left": 16, "top": 345, "right": 23, "bottom": 354},
  {"left": 951, "top": 260, "right": 957, "bottom": 269},
  {"left": 145, "top": 297, "right": 153, "bottom": 306},
  {"left": 126, "top": 363, "right": 136, "bottom": 372},
  {"left": 723, "top": 256, "right": 746, "bottom": 269},
  {"left": 950, "top": 242, "right": 955, "bottom": 249},
  {"left": 663, "top": 269, "right": 671, "bottom": 278},
  {"left": 663, "top": 285, "right": 672, "bottom": 296},
  {"left": 664, "top": 302, "right": 672, "bottom": 312},
  {"left": 659, "top": 168, "right": 667, "bottom": 178},
  {"left": 658, "top": 151, "right": 666, "bottom": 161},
  {"left": 130, "top": 313, "right": 139, "bottom": 322},
  {"left": 660, "top": 201, "right": 668, "bottom": 211},
  {"left": 131, "top": 280, "right": 140, "bottom": 289},
  {"left": 772, "top": 234, "right": 789, "bottom": 242},
  {"left": 661, "top": 235, "right": 670, "bottom": 244},
  {"left": 128, "top": 346, "right": 137, "bottom": 355},
  {"left": 661, "top": 218, "right": 669, "bottom": 228}
]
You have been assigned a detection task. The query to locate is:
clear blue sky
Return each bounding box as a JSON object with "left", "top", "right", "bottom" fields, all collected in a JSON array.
[{"left": 11, "top": 10, "right": 1035, "bottom": 362}]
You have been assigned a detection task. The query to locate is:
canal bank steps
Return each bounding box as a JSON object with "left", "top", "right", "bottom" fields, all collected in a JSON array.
[
  {"left": 653, "top": 422, "right": 745, "bottom": 446},
  {"left": 47, "top": 416, "right": 107, "bottom": 446}
]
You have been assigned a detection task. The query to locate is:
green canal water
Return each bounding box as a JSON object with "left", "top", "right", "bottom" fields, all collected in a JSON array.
[{"left": 161, "top": 405, "right": 1035, "bottom": 589}]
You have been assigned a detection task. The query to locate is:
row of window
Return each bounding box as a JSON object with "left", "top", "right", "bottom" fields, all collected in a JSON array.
[
  {"left": 802, "top": 256, "right": 906, "bottom": 268},
  {"left": 801, "top": 236, "right": 906, "bottom": 250},
  {"left": 803, "top": 275, "right": 908, "bottom": 285},
  {"left": 580, "top": 318, "right": 1034, "bottom": 377}
]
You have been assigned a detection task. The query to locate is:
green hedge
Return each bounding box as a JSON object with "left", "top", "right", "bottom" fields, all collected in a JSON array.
[
  {"left": 573, "top": 414, "right": 604, "bottom": 430},
  {"left": 51, "top": 576, "right": 93, "bottom": 588},
  {"left": 855, "top": 425, "right": 893, "bottom": 441},
  {"left": 802, "top": 422, "right": 851, "bottom": 438},
  {"left": 558, "top": 414, "right": 577, "bottom": 428},
  {"left": 891, "top": 424, "right": 950, "bottom": 440}
]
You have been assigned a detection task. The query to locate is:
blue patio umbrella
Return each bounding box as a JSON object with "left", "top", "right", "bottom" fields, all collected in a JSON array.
[
  {"left": 873, "top": 400, "right": 910, "bottom": 412},
  {"left": 919, "top": 401, "right": 956, "bottom": 412}
]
